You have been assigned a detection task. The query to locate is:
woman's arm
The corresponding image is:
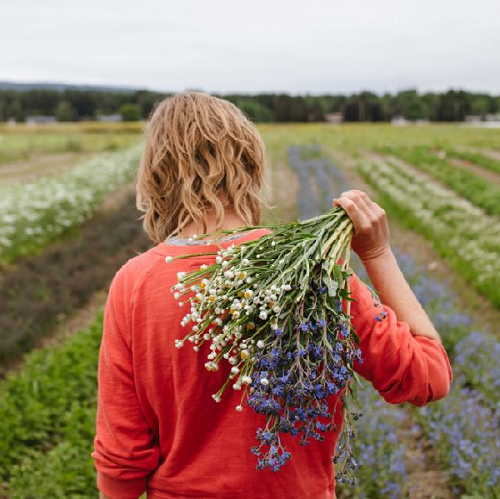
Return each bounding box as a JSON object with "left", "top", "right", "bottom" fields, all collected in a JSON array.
[
  {"left": 334, "top": 190, "right": 452, "bottom": 406},
  {"left": 91, "top": 266, "right": 160, "bottom": 499},
  {"left": 99, "top": 480, "right": 112, "bottom": 499},
  {"left": 334, "top": 189, "right": 441, "bottom": 342}
]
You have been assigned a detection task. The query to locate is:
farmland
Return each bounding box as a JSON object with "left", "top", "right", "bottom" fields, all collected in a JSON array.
[{"left": 0, "top": 123, "right": 499, "bottom": 498}]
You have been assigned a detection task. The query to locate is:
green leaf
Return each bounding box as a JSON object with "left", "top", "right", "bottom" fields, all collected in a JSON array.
[
  {"left": 323, "top": 276, "right": 339, "bottom": 297},
  {"left": 333, "top": 263, "right": 343, "bottom": 283}
]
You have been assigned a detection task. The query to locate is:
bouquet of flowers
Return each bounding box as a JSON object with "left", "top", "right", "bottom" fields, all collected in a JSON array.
[{"left": 166, "top": 206, "right": 374, "bottom": 486}]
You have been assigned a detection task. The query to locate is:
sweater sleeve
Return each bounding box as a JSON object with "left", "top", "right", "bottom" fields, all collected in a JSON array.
[
  {"left": 346, "top": 269, "right": 453, "bottom": 407},
  {"left": 91, "top": 266, "right": 160, "bottom": 499}
]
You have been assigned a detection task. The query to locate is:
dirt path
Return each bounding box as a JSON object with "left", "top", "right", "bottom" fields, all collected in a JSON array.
[
  {"left": 455, "top": 146, "right": 500, "bottom": 162},
  {"left": 482, "top": 149, "right": 500, "bottom": 161},
  {"left": 327, "top": 148, "right": 500, "bottom": 336},
  {"left": 0, "top": 152, "right": 93, "bottom": 184},
  {"left": 429, "top": 146, "right": 500, "bottom": 184},
  {"left": 263, "top": 150, "right": 299, "bottom": 224},
  {"left": 397, "top": 417, "right": 453, "bottom": 499},
  {"left": 448, "top": 157, "right": 500, "bottom": 184}
]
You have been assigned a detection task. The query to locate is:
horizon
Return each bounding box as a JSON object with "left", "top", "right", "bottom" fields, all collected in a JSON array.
[{"left": 2, "top": 79, "right": 499, "bottom": 97}]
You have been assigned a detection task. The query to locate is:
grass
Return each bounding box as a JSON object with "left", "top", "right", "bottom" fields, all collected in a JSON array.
[{"left": 0, "top": 122, "right": 142, "bottom": 166}]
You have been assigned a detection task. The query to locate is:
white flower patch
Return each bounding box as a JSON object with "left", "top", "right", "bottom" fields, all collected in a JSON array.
[{"left": 0, "top": 145, "right": 142, "bottom": 262}]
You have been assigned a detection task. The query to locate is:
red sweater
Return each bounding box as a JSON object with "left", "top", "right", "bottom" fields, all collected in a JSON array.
[{"left": 92, "top": 228, "right": 453, "bottom": 499}]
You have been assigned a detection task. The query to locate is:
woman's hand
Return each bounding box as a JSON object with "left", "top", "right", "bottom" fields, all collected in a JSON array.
[{"left": 333, "top": 190, "right": 391, "bottom": 262}]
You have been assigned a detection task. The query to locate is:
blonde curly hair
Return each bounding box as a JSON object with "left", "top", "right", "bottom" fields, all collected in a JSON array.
[{"left": 136, "top": 91, "right": 268, "bottom": 243}]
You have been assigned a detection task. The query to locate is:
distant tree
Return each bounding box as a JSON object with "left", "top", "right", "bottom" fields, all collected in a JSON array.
[
  {"left": 495, "top": 97, "right": 500, "bottom": 114},
  {"left": 306, "top": 101, "right": 324, "bottom": 122},
  {"left": 56, "top": 100, "right": 76, "bottom": 122},
  {"left": 6, "top": 100, "right": 24, "bottom": 122},
  {"left": 1, "top": 87, "right": 499, "bottom": 123},
  {"left": 421, "top": 93, "right": 441, "bottom": 121},
  {"left": 437, "top": 90, "right": 471, "bottom": 122},
  {"left": 343, "top": 92, "right": 384, "bottom": 122},
  {"left": 237, "top": 100, "right": 273, "bottom": 122},
  {"left": 119, "top": 103, "right": 141, "bottom": 122},
  {"left": 470, "top": 96, "right": 490, "bottom": 118},
  {"left": 135, "top": 91, "right": 164, "bottom": 119}
]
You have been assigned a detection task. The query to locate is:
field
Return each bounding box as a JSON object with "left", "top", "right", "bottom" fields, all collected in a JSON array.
[{"left": 0, "top": 123, "right": 499, "bottom": 498}]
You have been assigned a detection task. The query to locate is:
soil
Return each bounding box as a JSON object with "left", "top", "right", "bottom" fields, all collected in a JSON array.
[
  {"left": 481, "top": 149, "right": 500, "bottom": 161},
  {"left": 455, "top": 146, "right": 500, "bottom": 162},
  {"left": 448, "top": 157, "right": 500, "bottom": 185},
  {"left": 0, "top": 181, "right": 139, "bottom": 378},
  {"left": 100, "top": 181, "right": 136, "bottom": 211},
  {"left": 397, "top": 416, "right": 454, "bottom": 499}
]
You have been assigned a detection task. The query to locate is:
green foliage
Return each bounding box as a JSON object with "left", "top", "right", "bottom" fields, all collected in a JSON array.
[
  {"left": 119, "top": 103, "right": 141, "bottom": 122},
  {"left": 0, "top": 314, "right": 103, "bottom": 482},
  {"left": 2, "top": 87, "right": 500, "bottom": 123},
  {"left": 55, "top": 101, "right": 76, "bottom": 122},
  {"left": 0, "top": 128, "right": 139, "bottom": 166},
  {"left": 8, "top": 408, "right": 98, "bottom": 499},
  {"left": 237, "top": 99, "right": 273, "bottom": 122}
]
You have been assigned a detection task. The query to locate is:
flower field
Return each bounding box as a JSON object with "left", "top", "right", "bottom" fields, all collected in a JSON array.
[
  {"left": 376, "top": 145, "right": 500, "bottom": 216},
  {"left": 0, "top": 144, "right": 143, "bottom": 263},
  {"left": 284, "top": 144, "right": 500, "bottom": 498},
  {"left": 1, "top": 123, "right": 499, "bottom": 498},
  {"left": 358, "top": 155, "right": 500, "bottom": 308}
]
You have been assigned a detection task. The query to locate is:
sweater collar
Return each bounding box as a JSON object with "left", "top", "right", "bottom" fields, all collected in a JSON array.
[{"left": 151, "top": 228, "right": 273, "bottom": 256}]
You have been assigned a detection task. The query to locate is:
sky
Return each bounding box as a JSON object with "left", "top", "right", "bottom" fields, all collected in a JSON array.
[{"left": 1, "top": 0, "right": 500, "bottom": 95}]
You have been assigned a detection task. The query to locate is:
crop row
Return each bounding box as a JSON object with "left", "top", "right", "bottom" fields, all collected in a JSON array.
[
  {"left": 354, "top": 216, "right": 499, "bottom": 497},
  {"left": 377, "top": 146, "right": 500, "bottom": 216},
  {"left": 0, "top": 192, "right": 150, "bottom": 365},
  {"left": 443, "top": 148, "right": 500, "bottom": 174},
  {"left": 290, "top": 145, "right": 498, "bottom": 496},
  {"left": 386, "top": 249, "right": 499, "bottom": 496},
  {"left": 359, "top": 155, "right": 500, "bottom": 309},
  {"left": 0, "top": 314, "right": 102, "bottom": 497},
  {"left": 353, "top": 245, "right": 499, "bottom": 497},
  {"left": 0, "top": 144, "right": 142, "bottom": 263}
]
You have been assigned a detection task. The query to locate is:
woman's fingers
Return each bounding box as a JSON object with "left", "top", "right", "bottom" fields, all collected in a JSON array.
[
  {"left": 335, "top": 190, "right": 380, "bottom": 223},
  {"left": 333, "top": 189, "right": 391, "bottom": 260},
  {"left": 333, "top": 190, "right": 383, "bottom": 234},
  {"left": 333, "top": 195, "right": 370, "bottom": 234}
]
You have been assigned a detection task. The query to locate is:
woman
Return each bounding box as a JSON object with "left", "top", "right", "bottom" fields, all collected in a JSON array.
[{"left": 92, "top": 91, "right": 452, "bottom": 499}]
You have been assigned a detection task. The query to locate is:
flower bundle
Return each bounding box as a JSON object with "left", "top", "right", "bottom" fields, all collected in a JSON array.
[{"left": 166, "top": 206, "right": 371, "bottom": 486}]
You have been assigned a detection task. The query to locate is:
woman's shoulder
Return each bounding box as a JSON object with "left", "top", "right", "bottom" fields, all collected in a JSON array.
[{"left": 111, "top": 244, "right": 167, "bottom": 294}]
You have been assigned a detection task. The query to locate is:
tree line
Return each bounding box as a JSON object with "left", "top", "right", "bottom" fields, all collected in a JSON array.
[{"left": 0, "top": 88, "right": 499, "bottom": 123}]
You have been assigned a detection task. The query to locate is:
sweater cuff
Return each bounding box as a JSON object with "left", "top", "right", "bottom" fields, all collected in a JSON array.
[{"left": 97, "top": 472, "right": 147, "bottom": 499}]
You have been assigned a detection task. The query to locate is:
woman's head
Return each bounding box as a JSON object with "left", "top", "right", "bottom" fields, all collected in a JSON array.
[{"left": 136, "top": 91, "right": 267, "bottom": 243}]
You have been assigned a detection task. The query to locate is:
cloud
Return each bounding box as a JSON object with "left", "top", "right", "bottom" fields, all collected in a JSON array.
[{"left": 1, "top": 0, "right": 499, "bottom": 94}]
